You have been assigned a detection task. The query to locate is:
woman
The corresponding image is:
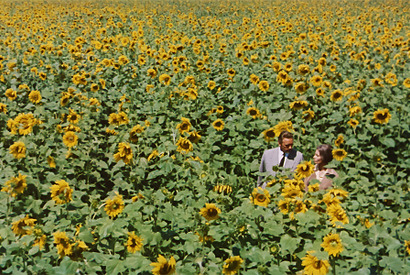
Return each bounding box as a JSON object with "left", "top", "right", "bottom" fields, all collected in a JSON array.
[{"left": 304, "top": 144, "right": 338, "bottom": 191}]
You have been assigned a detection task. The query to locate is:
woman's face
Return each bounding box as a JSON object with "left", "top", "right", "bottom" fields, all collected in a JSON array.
[{"left": 313, "top": 150, "right": 323, "bottom": 165}]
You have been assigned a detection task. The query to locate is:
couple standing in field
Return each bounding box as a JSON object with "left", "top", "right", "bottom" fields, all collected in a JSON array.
[{"left": 257, "top": 131, "right": 338, "bottom": 190}]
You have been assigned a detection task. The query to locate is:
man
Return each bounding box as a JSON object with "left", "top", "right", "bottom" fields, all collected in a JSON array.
[{"left": 257, "top": 131, "right": 303, "bottom": 187}]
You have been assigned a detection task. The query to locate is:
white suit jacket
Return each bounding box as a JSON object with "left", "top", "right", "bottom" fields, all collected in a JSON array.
[{"left": 257, "top": 147, "right": 303, "bottom": 186}]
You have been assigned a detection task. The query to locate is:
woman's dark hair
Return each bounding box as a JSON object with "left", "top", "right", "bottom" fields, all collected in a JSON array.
[{"left": 317, "top": 144, "right": 333, "bottom": 164}]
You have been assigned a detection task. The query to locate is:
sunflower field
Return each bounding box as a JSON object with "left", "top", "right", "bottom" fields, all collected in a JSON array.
[{"left": 0, "top": 0, "right": 409, "bottom": 274}]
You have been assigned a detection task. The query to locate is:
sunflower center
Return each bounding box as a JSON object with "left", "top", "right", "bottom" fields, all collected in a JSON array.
[
  {"left": 226, "top": 261, "right": 240, "bottom": 271},
  {"left": 377, "top": 113, "right": 387, "bottom": 119},
  {"left": 208, "top": 208, "right": 218, "bottom": 217},
  {"left": 256, "top": 194, "right": 266, "bottom": 202},
  {"left": 159, "top": 263, "right": 172, "bottom": 274},
  {"left": 330, "top": 240, "right": 338, "bottom": 247},
  {"left": 266, "top": 130, "right": 275, "bottom": 138},
  {"left": 314, "top": 260, "right": 323, "bottom": 269},
  {"left": 181, "top": 141, "right": 190, "bottom": 149}
]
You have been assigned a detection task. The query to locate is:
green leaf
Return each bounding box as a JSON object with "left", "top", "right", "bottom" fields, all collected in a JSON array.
[
  {"left": 280, "top": 234, "right": 300, "bottom": 254},
  {"left": 106, "top": 259, "right": 126, "bottom": 275}
]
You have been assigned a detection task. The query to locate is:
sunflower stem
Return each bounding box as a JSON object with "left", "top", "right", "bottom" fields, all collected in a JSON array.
[{"left": 331, "top": 256, "right": 336, "bottom": 275}]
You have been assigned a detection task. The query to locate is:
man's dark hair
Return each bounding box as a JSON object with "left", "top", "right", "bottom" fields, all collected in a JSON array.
[
  {"left": 317, "top": 144, "right": 333, "bottom": 164},
  {"left": 278, "top": 131, "right": 293, "bottom": 143}
]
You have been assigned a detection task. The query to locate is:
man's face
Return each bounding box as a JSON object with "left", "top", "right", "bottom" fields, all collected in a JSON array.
[{"left": 279, "top": 138, "right": 293, "bottom": 153}]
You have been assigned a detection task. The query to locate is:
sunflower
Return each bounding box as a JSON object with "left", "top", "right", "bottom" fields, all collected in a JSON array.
[
  {"left": 295, "top": 82, "right": 309, "bottom": 94},
  {"left": 108, "top": 113, "right": 121, "bottom": 125},
  {"left": 262, "top": 128, "right": 276, "bottom": 142},
  {"left": 125, "top": 232, "right": 144, "bottom": 253},
  {"left": 213, "top": 185, "right": 233, "bottom": 194},
  {"left": 69, "top": 240, "right": 89, "bottom": 261},
  {"left": 53, "top": 231, "right": 72, "bottom": 258},
  {"left": 196, "top": 232, "right": 214, "bottom": 243},
  {"left": 0, "top": 103, "right": 7, "bottom": 114},
  {"left": 159, "top": 74, "right": 171, "bottom": 85},
  {"left": 295, "top": 161, "right": 315, "bottom": 178},
  {"left": 132, "top": 193, "right": 145, "bottom": 202},
  {"left": 281, "top": 185, "right": 303, "bottom": 199},
  {"left": 12, "top": 215, "right": 36, "bottom": 236},
  {"left": 316, "top": 88, "right": 325, "bottom": 97},
  {"left": 301, "top": 251, "right": 330, "bottom": 275},
  {"left": 273, "top": 120, "right": 293, "bottom": 136},
  {"left": 249, "top": 74, "right": 260, "bottom": 85},
  {"left": 384, "top": 72, "right": 397, "bottom": 86},
  {"left": 347, "top": 91, "right": 360, "bottom": 102},
  {"left": 371, "top": 78, "right": 384, "bottom": 87},
  {"left": 216, "top": 105, "right": 224, "bottom": 114},
  {"left": 321, "top": 233, "right": 344, "bottom": 257},
  {"left": 310, "top": 75, "right": 322, "bottom": 87},
  {"left": 176, "top": 137, "right": 193, "bottom": 154},
  {"left": 207, "top": 80, "right": 216, "bottom": 90},
  {"left": 330, "top": 90, "right": 343, "bottom": 102},
  {"left": 199, "top": 203, "right": 221, "bottom": 221},
  {"left": 246, "top": 107, "right": 261, "bottom": 119},
  {"left": 15, "top": 113, "right": 37, "bottom": 135},
  {"left": 118, "top": 55, "right": 129, "bottom": 65},
  {"left": 347, "top": 105, "right": 360, "bottom": 116},
  {"left": 258, "top": 80, "right": 269, "bottom": 91},
  {"left": 28, "top": 90, "right": 42, "bottom": 104},
  {"left": 60, "top": 94, "right": 70, "bottom": 106},
  {"left": 298, "top": 64, "right": 310, "bottom": 75},
  {"left": 5, "top": 88, "right": 17, "bottom": 100},
  {"left": 105, "top": 193, "right": 125, "bottom": 219},
  {"left": 188, "top": 131, "right": 201, "bottom": 144},
  {"left": 150, "top": 255, "right": 176, "bottom": 275},
  {"left": 334, "top": 134, "right": 344, "bottom": 147},
  {"left": 47, "top": 156, "right": 56, "bottom": 168},
  {"left": 272, "top": 61, "right": 281, "bottom": 72},
  {"left": 321, "top": 193, "right": 341, "bottom": 208},
  {"left": 147, "top": 150, "right": 159, "bottom": 162},
  {"left": 67, "top": 110, "right": 81, "bottom": 124},
  {"left": 176, "top": 117, "right": 191, "bottom": 134},
  {"left": 308, "top": 183, "right": 320, "bottom": 193},
  {"left": 403, "top": 78, "right": 410, "bottom": 88},
  {"left": 117, "top": 112, "right": 129, "bottom": 125},
  {"left": 2, "top": 172, "right": 27, "bottom": 197},
  {"left": 222, "top": 256, "right": 243, "bottom": 275},
  {"left": 113, "top": 142, "right": 133, "bottom": 164},
  {"left": 293, "top": 199, "right": 308, "bottom": 215},
  {"left": 250, "top": 187, "right": 270, "bottom": 207},
  {"left": 63, "top": 131, "right": 78, "bottom": 148},
  {"left": 302, "top": 109, "right": 315, "bottom": 122},
  {"left": 227, "top": 68, "right": 236, "bottom": 78},
  {"left": 405, "top": 240, "right": 410, "bottom": 255},
  {"left": 278, "top": 198, "right": 291, "bottom": 214},
  {"left": 50, "top": 180, "right": 73, "bottom": 204},
  {"left": 332, "top": 149, "right": 347, "bottom": 161},
  {"left": 347, "top": 118, "right": 359, "bottom": 128},
  {"left": 373, "top": 109, "right": 391, "bottom": 124},
  {"left": 212, "top": 119, "right": 225, "bottom": 131},
  {"left": 276, "top": 71, "right": 289, "bottom": 84},
  {"left": 9, "top": 141, "right": 26, "bottom": 159},
  {"left": 327, "top": 204, "right": 349, "bottom": 226},
  {"left": 33, "top": 234, "right": 47, "bottom": 250},
  {"left": 289, "top": 100, "right": 308, "bottom": 110}
]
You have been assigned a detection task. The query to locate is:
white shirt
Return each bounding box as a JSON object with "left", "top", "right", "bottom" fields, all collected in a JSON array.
[{"left": 278, "top": 149, "right": 288, "bottom": 167}]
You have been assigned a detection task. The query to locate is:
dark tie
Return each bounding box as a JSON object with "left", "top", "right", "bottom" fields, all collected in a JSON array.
[{"left": 279, "top": 155, "right": 285, "bottom": 167}]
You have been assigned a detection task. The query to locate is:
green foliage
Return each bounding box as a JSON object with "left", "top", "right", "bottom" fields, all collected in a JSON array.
[{"left": 0, "top": 0, "right": 409, "bottom": 274}]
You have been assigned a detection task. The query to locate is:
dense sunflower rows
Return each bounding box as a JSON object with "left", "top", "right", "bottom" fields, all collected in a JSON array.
[{"left": 0, "top": 0, "right": 409, "bottom": 274}]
